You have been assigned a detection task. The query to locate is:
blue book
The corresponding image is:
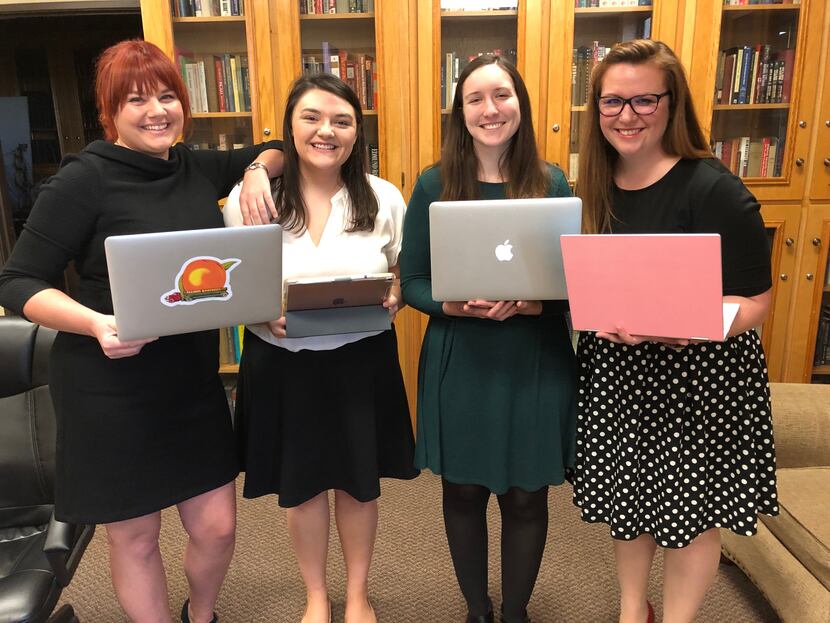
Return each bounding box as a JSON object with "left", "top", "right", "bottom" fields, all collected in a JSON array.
[
  {"left": 738, "top": 46, "right": 753, "bottom": 105},
  {"left": 322, "top": 41, "right": 331, "bottom": 75}
]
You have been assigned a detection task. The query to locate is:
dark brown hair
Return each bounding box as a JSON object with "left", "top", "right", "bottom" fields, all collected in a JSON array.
[
  {"left": 273, "top": 73, "right": 378, "bottom": 233},
  {"left": 576, "top": 39, "right": 711, "bottom": 233},
  {"left": 439, "top": 54, "right": 549, "bottom": 200},
  {"left": 95, "top": 39, "right": 191, "bottom": 142}
]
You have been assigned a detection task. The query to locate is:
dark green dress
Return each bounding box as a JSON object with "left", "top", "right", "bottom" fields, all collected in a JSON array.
[{"left": 400, "top": 165, "right": 576, "bottom": 493}]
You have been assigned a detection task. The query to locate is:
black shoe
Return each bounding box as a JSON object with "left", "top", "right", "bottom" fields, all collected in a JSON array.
[
  {"left": 181, "top": 598, "right": 218, "bottom": 623},
  {"left": 466, "top": 599, "right": 495, "bottom": 623}
]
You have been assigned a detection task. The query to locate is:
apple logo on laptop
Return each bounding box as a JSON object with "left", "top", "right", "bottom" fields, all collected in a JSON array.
[{"left": 495, "top": 240, "right": 513, "bottom": 262}]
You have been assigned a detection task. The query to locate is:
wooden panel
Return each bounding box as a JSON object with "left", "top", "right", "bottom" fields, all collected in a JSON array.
[
  {"left": 544, "top": 0, "right": 574, "bottom": 169},
  {"left": 248, "top": 0, "right": 277, "bottom": 142},
  {"left": 808, "top": 0, "right": 830, "bottom": 202},
  {"left": 268, "top": 0, "right": 302, "bottom": 138},
  {"left": 783, "top": 205, "right": 830, "bottom": 382},
  {"left": 140, "top": 0, "right": 174, "bottom": 58},
  {"left": 760, "top": 205, "right": 800, "bottom": 382},
  {"left": 47, "top": 44, "right": 85, "bottom": 156}
]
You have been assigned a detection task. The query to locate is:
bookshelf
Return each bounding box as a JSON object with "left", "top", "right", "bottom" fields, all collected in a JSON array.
[
  {"left": 140, "top": 0, "right": 276, "bottom": 150},
  {"left": 136, "top": 0, "right": 830, "bottom": 390},
  {"left": 544, "top": 1, "right": 678, "bottom": 181}
]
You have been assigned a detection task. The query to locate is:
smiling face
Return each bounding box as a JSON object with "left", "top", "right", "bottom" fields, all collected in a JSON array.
[
  {"left": 461, "top": 63, "right": 521, "bottom": 155},
  {"left": 291, "top": 88, "right": 357, "bottom": 176},
  {"left": 113, "top": 83, "right": 183, "bottom": 159},
  {"left": 598, "top": 62, "right": 671, "bottom": 163}
]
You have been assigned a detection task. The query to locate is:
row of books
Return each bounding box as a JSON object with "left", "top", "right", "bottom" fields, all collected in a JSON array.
[
  {"left": 219, "top": 325, "right": 244, "bottom": 366},
  {"left": 712, "top": 136, "right": 785, "bottom": 178},
  {"left": 723, "top": 1, "right": 800, "bottom": 6},
  {"left": 189, "top": 133, "right": 250, "bottom": 150},
  {"left": 572, "top": 43, "right": 610, "bottom": 107},
  {"left": 299, "top": 0, "right": 373, "bottom": 14},
  {"left": 440, "top": 49, "right": 518, "bottom": 109},
  {"left": 812, "top": 300, "right": 830, "bottom": 366},
  {"left": 170, "top": 0, "right": 244, "bottom": 18},
  {"left": 440, "top": 1, "right": 518, "bottom": 9},
  {"left": 714, "top": 45, "right": 794, "bottom": 105},
  {"left": 178, "top": 52, "right": 252, "bottom": 113},
  {"left": 574, "top": 0, "right": 652, "bottom": 7},
  {"left": 302, "top": 45, "right": 378, "bottom": 110}
]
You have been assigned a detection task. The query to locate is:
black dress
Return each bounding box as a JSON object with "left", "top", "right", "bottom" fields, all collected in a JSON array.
[
  {"left": 0, "top": 140, "right": 281, "bottom": 524},
  {"left": 572, "top": 159, "right": 779, "bottom": 548}
]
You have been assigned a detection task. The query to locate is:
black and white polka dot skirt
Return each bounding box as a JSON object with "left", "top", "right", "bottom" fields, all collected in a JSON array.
[{"left": 572, "top": 330, "right": 778, "bottom": 549}]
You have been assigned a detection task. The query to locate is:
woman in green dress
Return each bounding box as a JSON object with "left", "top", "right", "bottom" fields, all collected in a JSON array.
[{"left": 400, "top": 54, "right": 576, "bottom": 623}]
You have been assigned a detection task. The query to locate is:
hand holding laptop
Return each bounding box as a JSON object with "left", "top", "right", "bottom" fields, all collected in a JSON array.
[{"left": 442, "top": 299, "right": 541, "bottom": 321}]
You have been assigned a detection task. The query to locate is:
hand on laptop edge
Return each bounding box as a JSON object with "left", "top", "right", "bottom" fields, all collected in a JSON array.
[
  {"left": 596, "top": 325, "right": 690, "bottom": 349},
  {"left": 442, "top": 299, "right": 542, "bottom": 321}
]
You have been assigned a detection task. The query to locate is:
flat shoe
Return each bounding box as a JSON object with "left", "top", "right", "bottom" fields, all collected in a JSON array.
[{"left": 181, "top": 598, "right": 218, "bottom": 623}]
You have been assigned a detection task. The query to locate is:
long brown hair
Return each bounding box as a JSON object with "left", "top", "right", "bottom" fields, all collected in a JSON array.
[
  {"left": 439, "top": 54, "right": 549, "bottom": 200},
  {"left": 576, "top": 39, "right": 711, "bottom": 233},
  {"left": 274, "top": 73, "right": 378, "bottom": 234}
]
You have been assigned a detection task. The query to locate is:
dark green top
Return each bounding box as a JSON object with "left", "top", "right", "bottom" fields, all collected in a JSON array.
[{"left": 400, "top": 164, "right": 577, "bottom": 492}]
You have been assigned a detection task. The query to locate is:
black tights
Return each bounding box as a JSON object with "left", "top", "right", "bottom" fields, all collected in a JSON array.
[{"left": 441, "top": 478, "right": 549, "bottom": 623}]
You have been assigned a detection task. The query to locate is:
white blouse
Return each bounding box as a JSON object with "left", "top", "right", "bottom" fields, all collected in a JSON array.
[{"left": 223, "top": 174, "right": 406, "bottom": 352}]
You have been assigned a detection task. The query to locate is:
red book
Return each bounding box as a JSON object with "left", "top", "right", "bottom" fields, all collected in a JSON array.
[
  {"left": 214, "top": 56, "right": 227, "bottom": 112},
  {"left": 339, "top": 49, "right": 348, "bottom": 81}
]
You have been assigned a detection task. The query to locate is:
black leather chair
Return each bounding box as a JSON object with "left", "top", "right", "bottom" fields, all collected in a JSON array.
[{"left": 0, "top": 317, "right": 94, "bottom": 623}]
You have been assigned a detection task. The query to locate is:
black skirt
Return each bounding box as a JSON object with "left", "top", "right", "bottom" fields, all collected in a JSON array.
[
  {"left": 49, "top": 330, "right": 239, "bottom": 524},
  {"left": 236, "top": 327, "right": 419, "bottom": 508}
]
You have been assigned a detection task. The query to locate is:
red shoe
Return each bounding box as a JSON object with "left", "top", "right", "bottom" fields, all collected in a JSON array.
[{"left": 646, "top": 601, "right": 655, "bottom": 623}]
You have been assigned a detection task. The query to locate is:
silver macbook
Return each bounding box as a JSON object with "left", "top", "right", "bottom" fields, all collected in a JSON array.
[
  {"left": 105, "top": 224, "right": 282, "bottom": 340},
  {"left": 429, "top": 197, "right": 582, "bottom": 301}
]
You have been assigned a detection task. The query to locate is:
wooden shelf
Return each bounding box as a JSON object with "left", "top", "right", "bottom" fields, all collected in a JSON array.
[
  {"left": 192, "top": 112, "right": 253, "bottom": 118},
  {"left": 441, "top": 10, "right": 518, "bottom": 19},
  {"left": 812, "top": 364, "right": 830, "bottom": 375},
  {"left": 219, "top": 363, "right": 239, "bottom": 374},
  {"left": 713, "top": 103, "right": 791, "bottom": 111},
  {"left": 173, "top": 16, "right": 246, "bottom": 23},
  {"left": 574, "top": 7, "right": 651, "bottom": 17},
  {"left": 300, "top": 12, "right": 374, "bottom": 20},
  {"left": 723, "top": 5, "right": 801, "bottom": 14},
  {"left": 571, "top": 105, "right": 587, "bottom": 112}
]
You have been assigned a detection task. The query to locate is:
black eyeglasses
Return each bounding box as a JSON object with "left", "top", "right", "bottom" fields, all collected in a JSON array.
[{"left": 597, "top": 92, "right": 671, "bottom": 116}]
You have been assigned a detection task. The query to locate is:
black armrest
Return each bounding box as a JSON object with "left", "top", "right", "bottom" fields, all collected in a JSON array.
[{"left": 44, "top": 512, "right": 96, "bottom": 587}]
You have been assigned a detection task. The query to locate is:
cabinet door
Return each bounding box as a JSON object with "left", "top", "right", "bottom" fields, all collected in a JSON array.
[
  {"left": 687, "top": 0, "right": 825, "bottom": 202},
  {"left": 760, "top": 204, "right": 800, "bottom": 382},
  {"left": 784, "top": 205, "right": 830, "bottom": 383},
  {"left": 417, "top": 0, "right": 550, "bottom": 169},
  {"left": 545, "top": 0, "right": 680, "bottom": 181},
  {"left": 141, "top": 0, "right": 273, "bottom": 150},
  {"left": 809, "top": 49, "right": 830, "bottom": 201}
]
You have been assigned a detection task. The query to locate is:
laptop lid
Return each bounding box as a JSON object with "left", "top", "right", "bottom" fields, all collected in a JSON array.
[
  {"left": 560, "top": 233, "right": 730, "bottom": 341},
  {"left": 105, "top": 224, "right": 282, "bottom": 341},
  {"left": 429, "top": 197, "right": 582, "bottom": 301}
]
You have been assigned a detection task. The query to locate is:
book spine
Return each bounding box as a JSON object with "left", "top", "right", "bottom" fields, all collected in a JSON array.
[{"left": 214, "top": 56, "right": 227, "bottom": 112}]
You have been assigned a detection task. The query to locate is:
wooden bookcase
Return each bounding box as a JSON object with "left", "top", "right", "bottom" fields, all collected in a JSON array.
[{"left": 137, "top": 0, "right": 830, "bottom": 388}]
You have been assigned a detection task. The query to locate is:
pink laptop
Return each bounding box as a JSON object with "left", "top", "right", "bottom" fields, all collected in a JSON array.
[{"left": 560, "top": 234, "right": 737, "bottom": 341}]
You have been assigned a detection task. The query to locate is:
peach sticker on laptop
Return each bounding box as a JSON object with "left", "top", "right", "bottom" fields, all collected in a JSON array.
[{"left": 161, "top": 256, "right": 240, "bottom": 306}]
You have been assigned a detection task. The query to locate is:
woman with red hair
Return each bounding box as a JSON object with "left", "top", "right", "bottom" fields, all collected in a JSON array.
[{"left": 0, "top": 39, "right": 283, "bottom": 623}]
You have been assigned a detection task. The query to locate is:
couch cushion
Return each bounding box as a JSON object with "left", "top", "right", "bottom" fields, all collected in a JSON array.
[{"left": 760, "top": 467, "right": 830, "bottom": 591}]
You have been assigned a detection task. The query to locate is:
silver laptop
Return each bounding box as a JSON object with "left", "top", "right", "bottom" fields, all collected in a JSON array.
[
  {"left": 429, "top": 197, "right": 582, "bottom": 301},
  {"left": 105, "top": 224, "right": 282, "bottom": 340}
]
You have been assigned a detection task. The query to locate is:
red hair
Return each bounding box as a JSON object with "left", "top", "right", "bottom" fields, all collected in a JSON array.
[{"left": 95, "top": 39, "right": 191, "bottom": 142}]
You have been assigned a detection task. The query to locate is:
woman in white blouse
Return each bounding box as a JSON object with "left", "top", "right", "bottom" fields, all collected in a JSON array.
[{"left": 224, "top": 74, "right": 418, "bottom": 623}]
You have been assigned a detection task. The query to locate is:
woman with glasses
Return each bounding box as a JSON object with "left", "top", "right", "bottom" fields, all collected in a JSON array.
[{"left": 572, "top": 39, "right": 777, "bottom": 623}]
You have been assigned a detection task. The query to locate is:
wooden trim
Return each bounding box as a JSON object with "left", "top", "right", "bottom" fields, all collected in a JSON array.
[{"left": 140, "top": 0, "right": 174, "bottom": 58}]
